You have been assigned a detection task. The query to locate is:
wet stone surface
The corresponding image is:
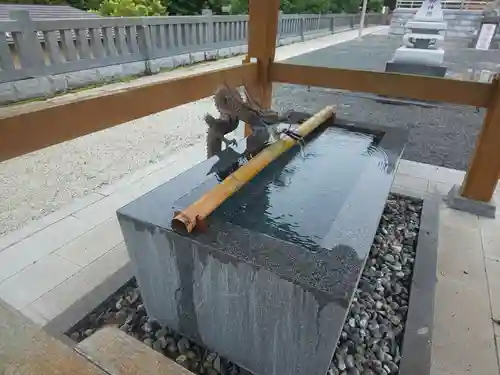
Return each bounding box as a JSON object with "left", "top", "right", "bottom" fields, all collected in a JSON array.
[{"left": 67, "top": 194, "right": 422, "bottom": 375}]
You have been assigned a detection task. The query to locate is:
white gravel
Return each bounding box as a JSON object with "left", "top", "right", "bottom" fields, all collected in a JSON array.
[
  {"left": 0, "top": 98, "right": 218, "bottom": 235},
  {"left": 0, "top": 26, "right": 387, "bottom": 236}
]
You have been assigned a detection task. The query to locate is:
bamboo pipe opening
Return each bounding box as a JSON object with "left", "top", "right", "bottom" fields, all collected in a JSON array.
[{"left": 171, "top": 106, "right": 336, "bottom": 234}]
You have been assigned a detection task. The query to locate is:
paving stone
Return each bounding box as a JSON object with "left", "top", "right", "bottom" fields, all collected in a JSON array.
[
  {"left": 432, "top": 207, "right": 497, "bottom": 375},
  {"left": 31, "top": 243, "right": 129, "bottom": 322},
  {"left": 56, "top": 217, "right": 124, "bottom": 267},
  {"left": 0, "top": 193, "right": 104, "bottom": 252},
  {"left": 485, "top": 259, "right": 500, "bottom": 321},
  {"left": 393, "top": 172, "right": 429, "bottom": 192},
  {"left": 0, "top": 216, "right": 92, "bottom": 282},
  {"left": 432, "top": 278, "right": 496, "bottom": 375},
  {"left": 479, "top": 216, "right": 500, "bottom": 262},
  {"left": 0, "top": 253, "right": 80, "bottom": 309}
]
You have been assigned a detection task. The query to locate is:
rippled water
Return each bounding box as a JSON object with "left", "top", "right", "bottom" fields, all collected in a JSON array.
[{"left": 211, "top": 126, "right": 390, "bottom": 252}]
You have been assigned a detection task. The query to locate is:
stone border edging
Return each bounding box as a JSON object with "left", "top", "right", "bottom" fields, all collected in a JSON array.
[
  {"left": 398, "top": 193, "right": 439, "bottom": 375},
  {"left": 43, "top": 260, "right": 134, "bottom": 343},
  {"left": 43, "top": 191, "right": 440, "bottom": 372}
]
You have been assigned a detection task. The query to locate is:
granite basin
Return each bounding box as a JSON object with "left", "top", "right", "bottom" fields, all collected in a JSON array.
[{"left": 117, "top": 117, "right": 408, "bottom": 375}]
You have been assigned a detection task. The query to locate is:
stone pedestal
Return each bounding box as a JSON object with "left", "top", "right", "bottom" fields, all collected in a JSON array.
[
  {"left": 386, "top": 0, "right": 448, "bottom": 78},
  {"left": 118, "top": 119, "right": 408, "bottom": 375}
]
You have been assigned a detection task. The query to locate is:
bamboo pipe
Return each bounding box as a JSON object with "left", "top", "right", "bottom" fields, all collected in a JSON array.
[{"left": 171, "top": 106, "right": 336, "bottom": 234}]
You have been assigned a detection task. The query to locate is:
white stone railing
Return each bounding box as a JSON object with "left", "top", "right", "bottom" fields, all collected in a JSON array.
[
  {"left": 395, "top": 0, "right": 489, "bottom": 9},
  {"left": 0, "top": 10, "right": 385, "bottom": 85}
]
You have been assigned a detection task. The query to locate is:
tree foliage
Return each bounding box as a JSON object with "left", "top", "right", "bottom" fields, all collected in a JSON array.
[
  {"left": 3, "top": 0, "right": 382, "bottom": 15},
  {"left": 97, "top": 0, "right": 165, "bottom": 15},
  {"left": 228, "top": 0, "right": 380, "bottom": 14}
]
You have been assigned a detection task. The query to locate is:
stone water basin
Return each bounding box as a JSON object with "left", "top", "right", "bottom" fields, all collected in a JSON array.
[{"left": 117, "top": 117, "right": 408, "bottom": 375}]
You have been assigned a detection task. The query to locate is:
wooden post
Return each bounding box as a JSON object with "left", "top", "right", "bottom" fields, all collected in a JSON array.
[
  {"left": 244, "top": 0, "right": 281, "bottom": 136},
  {"left": 460, "top": 76, "right": 500, "bottom": 202}
]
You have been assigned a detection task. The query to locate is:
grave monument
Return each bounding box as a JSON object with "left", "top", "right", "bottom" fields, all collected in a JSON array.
[{"left": 386, "top": 0, "right": 448, "bottom": 77}]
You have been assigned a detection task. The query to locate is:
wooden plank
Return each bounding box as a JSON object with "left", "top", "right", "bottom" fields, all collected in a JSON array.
[
  {"left": 0, "top": 64, "right": 257, "bottom": 162},
  {"left": 0, "top": 300, "right": 107, "bottom": 375},
  {"left": 270, "top": 63, "right": 492, "bottom": 108},
  {"left": 461, "top": 76, "right": 500, "bottom": 201},
  {"left": 245, "top": 0, "right": 281, "bottom": 135},
  {"left": 77, "top": 327, "right": 192, "bottom": 375}
]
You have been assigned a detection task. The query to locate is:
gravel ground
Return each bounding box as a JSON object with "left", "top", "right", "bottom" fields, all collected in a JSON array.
[
  {"left": 0, "top": 32, "right": 495, "bottom": 235},
  {"left": 0, "top": 99, "right": 215, "bottom": 235},
  {"left": 274, "top": 34, "right": 500, "bottom": 172},
  {"left": 67, "top": 194, "right": 422, "bottom": 375}
]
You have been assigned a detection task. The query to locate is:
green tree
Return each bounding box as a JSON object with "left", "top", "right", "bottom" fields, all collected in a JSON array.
[
  {"left": 229, "top": 0, "right": 247, "bottom": 13},
  {"left": 367, "top": 0, "right": 383, "bottom": 11},
  {"left": 167, "top": 0, "right": 203, "bottom": 14},
  {"left": 98, "top": 0, "right": 166, "bottom": 16}
]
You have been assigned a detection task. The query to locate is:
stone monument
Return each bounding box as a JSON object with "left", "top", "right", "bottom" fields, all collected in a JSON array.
[
  {"left": 386, "top": 0, "right": 447, "bottom": 77},
  {"left": 117, "top": 118, "right": 408, "bottom": 375}
]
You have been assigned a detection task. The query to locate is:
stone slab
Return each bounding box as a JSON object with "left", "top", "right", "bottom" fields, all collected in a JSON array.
[
  {"left": 445, "top": 184, "right": 496, "bottom": 218},
  {"left": 407, "top": 21, "right": 447, "bottom": 31},
  {"left": 118, "top": 118, "right": 408, "bottom": 375},
  {"left": 385, "top": 61, "right": 447, "bottom": 77},
  {"left": 393, "top": 47, "right": 445, "bottom": 66},
  {"left": 399, "top": 195, "right": 439, "bottom": 375}
]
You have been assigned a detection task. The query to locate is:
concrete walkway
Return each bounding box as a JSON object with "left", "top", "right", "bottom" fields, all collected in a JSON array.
[{"left": 393, "top": 166, "right": 500, "bottom": 375}]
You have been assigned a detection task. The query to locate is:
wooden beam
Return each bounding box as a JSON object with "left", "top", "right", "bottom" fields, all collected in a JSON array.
[
  {"left": 244, "top": 0, "right": 281, "bottom": 136},
  {"left": 0, "top": 64, "right": 257, "bottom": 162},
  {"left": 460, "top": 76, "right": 500, "bottom": 202},
  {"left": 270, "top": 63, "right": 492, "bottom": 108}
]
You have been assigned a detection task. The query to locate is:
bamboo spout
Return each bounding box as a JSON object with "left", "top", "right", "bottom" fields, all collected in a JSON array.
[{"left": 171, "top": 106, "right": 336, "bottom": 234}]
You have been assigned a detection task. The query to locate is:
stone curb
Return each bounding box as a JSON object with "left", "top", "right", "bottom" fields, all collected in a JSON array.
[{"left": 398, "top": 193, "right": 440, "bottom": 375}]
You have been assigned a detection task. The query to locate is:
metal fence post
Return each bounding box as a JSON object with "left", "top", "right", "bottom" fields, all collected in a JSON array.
[{"left": 9, "top": 10, "right": 45, "bottom": 73}]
